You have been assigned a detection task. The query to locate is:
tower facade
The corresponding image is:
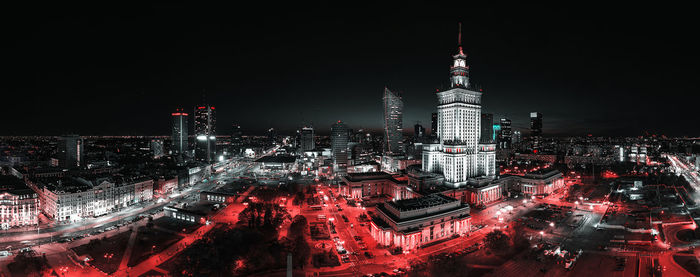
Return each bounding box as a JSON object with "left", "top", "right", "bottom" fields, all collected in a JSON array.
[
  {"left": 530, "top": 112, "right": 542, "bottom": 136},
  {"left": 300, "top": 126, "right": 315, "bottom": 151},
  {"left": 331, "top": 121, "right": 349, "bottom": 176},
  {"left": 498, "top": 118, "right": 512, "bottom": 149},
  {"left": 383, "top": 87, "right": 403, "bottom": 156},
  {"left": 430, "top": 112, "right": 438, "bottom": 138},
  {"left": 530, "top": 112, "right": 543, "bottom": 151},
  {"left": 194, "top": 105, "right": 216, "bottom": 162},
  {"left": 422, "top": 25, "right": 496, "bottom": 186},
  {"left": 58, "top": 135, "right": 84, "bottom": 169},
  {"left": 480, "top": 113, "right": 494, "bottom": 143},
  {"left": 171, "top": 109, "right": 189, "bottom": 156}
]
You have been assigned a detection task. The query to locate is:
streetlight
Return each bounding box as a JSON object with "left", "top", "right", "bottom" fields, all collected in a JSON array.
[
  {"left": 539, "top": 231, "right": 544, "bottom": 241},
  {"left": 104, "top": 253, "right": 114, "bottom": 264},
  {"left": 549, "top": 222, "right": 555, "bottom": 227}
]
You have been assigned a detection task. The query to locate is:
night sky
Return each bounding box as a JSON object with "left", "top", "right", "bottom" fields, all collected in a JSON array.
[{"left": 3, "top": 3, "right": 698, "bottom": 137}]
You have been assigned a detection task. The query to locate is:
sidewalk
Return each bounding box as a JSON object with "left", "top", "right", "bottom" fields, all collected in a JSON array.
[{"left": 117, "top": 229, "right": 139, "bottom": 270}]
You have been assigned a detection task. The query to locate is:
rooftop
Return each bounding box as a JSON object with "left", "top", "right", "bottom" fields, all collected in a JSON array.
[
  {"left": 386, "top": 193, "right": 456, "bottom": 212},
  {"left": 0, "top": 175, "right": 32, "bottom": 195},
  {"left": 344, "top": 172, "right": 395, "bottom": 182},
  {"left": 524, "top": 168, "right": 562, "bottom": 179}
]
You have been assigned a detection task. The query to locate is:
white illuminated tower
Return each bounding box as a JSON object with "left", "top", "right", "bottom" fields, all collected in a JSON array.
[{"left": 422, "top": 24, "right": 496, "bottom": 186}]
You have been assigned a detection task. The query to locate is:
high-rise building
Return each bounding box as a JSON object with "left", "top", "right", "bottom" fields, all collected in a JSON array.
[
  {"left": 530, "top": 112, "right": 543, "bottom": 151},
  {"left": 498, "top": 118, "right": 512, "bottom": 149},
  {"left": 151, "top": 139, "right": 164, "bottom": 159},
  {"left": 171, "top": 109, "right": 189, "bottom": 156},
  {"left": 194, "top": 105, "right": 216, "bottom": 162},
  {"left": 530, "top": 112, "right": 543, "bottom": 136},
  {"left": 430, "top": 112, "right": 438, "bottom": 138},
  {"left": 58, "top": 135, "right": 84, "bottom": 169},
  {"left": 300, "top": 126, "right": 315, "bottom": 151},
  {"left": 231, "top": 124, "right": 243, "bottom": 148},
  {"left": 331, "top": 121, "right": 349, "bottom": 176},
  {"left": 267, "top": 128, "right": 277, "bottom": 144},
  {"left": 480, "top": 113, "right": 494, "bottom": 143},
  {"left": 383, "top": 87, "right": 403, "bottom": 155},
  {"left": 512, "top": 130, "right": 522, "bottom": 144},
  {"left": 421, "top": 25, "right": 496, "bottom": 186},
  {"left": 414, "top": 123, "right": 425, "bottom": 139}
]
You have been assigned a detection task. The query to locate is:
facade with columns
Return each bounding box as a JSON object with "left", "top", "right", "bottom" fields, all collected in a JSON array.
[
  {"left": 516, "top": 169, "right": 565, "bottom": 196},
  {"left": 439, "top": 170, "right": 565, "bottom": 207},
  {"left": 370, "top": 193, "right": 471, "bottom": 251},
  {"left": 339, "top": 172, "right": 419, "bottom": 201},
  {"left": 422, "top": 28, "right": 496, "bottom": 187}
]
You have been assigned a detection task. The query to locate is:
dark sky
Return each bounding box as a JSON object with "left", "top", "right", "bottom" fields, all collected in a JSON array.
[{"left": 2, "top": 3, "right": 698, "bottom": 137}]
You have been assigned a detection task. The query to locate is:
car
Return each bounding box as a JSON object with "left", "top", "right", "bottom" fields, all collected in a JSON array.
[{"left": 364, "top": 252, "right": 373, "bottom": 258}]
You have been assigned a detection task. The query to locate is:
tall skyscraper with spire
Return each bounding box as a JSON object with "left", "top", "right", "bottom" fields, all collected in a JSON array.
[
  {"left": 383, "top": 87, "right": 404, "bottom": 156},
  {"left": 194, "top": 104, "right": 216, "bottom": 162},
  {"left": 422, "top": 23, "right": 496, "bottom": 186},
  {"left": 171, "top": 108, "right": 189, "bottom": 158}
]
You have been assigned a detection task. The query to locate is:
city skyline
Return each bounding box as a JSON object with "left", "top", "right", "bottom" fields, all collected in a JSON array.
[
  {"left": 3, "top": 4, "right": 699, "bottom": 137},
  {"left": 2, "top": 5, "right": 700, "bottom": 276}
]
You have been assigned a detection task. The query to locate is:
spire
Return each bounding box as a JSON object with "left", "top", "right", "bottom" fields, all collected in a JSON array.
[
  {"left": 457, "top": 22, "right": 464, "bottom": 55},
  {"left": 458, "top": 22, "right": 462, "bottom": 46}
]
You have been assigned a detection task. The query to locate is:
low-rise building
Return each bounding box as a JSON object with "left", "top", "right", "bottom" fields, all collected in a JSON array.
[
  {"left": 338, "top": 172, "right": 419, "bottom": 201},
  {"left": 200, "top": 191, "right": 237, "bottom": 204},
  {"left": 0, "top": 176, "right": 40, "bottom": 229},
  {"left": 163, "top": 206, "right": 206, "bottom": 224},
  {"left": 154, "top": 177, "right": 178, "bottom": 197},
  {"left": 516, "top": 169, "right": 565, "bottom": 196},
  {"left": 438, "top": 169, "right": 564, "bottom": 207},
  {"left": 370, "top": 194, "right": 471, "bottom": 251},
  {"left": 27, "top": 176, "right": 153, "bottom": 222}
]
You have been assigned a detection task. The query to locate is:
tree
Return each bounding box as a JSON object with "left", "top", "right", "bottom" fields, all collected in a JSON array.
[
  {"left": 288, "top": 215, "right": 308, "bottom": 240},
  {"left": 484, "top": 230, "right": 511, "bottom": 254},
  {"left": 293, "top": 191, "right": 306, "bottom": 206},
  {"left": 293, "top": 235, "right": 310, "bottom": 268},
  {"left": 263, "top": 206, "right": 273, "bottom": 227}
]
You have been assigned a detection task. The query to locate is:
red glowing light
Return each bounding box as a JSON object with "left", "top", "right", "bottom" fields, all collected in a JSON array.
[
  {"left": 198, "top": 106, "right": 205, "bottom": 109},
  {"left": 171, "top": 113, "right": 188, "bottom": 116},
  {"left": 533, "top": 149, "right": 538, "bottom": 154}
]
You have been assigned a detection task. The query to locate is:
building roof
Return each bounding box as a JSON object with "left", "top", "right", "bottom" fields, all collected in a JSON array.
[
  {"left": 0, "top": 175, "right": 33, "bottom": 195},
  {"left": 344, "top": 172, "right": 394, "bottom": 182},
  {"left": 524, "top": 168, "right": 562, "bottom": 179},
  {"left": 386, "top": 193, "right": 456, "bottom": 212}
]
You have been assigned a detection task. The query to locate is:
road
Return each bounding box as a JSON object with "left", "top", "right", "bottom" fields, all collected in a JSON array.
[{"left": 0, "top": 157, "right": 259, "bottom": 275}]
